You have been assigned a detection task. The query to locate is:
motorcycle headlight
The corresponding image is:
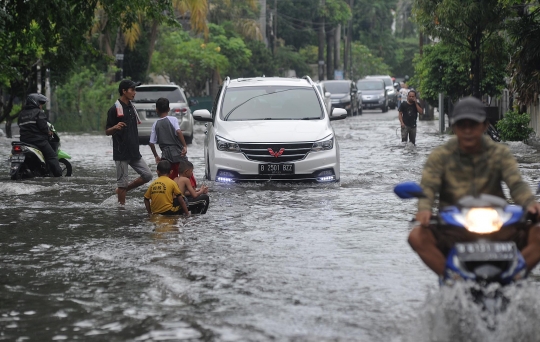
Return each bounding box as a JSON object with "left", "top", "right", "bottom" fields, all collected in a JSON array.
[
  {"left": 216, "top": 136, "right": 241, "bottom": 152},
  {"left": 311, "top": 136, "right": 334, "bottom": 152},
  {"left": 464, "top": 208, "right": 503, "bottom": 234}
]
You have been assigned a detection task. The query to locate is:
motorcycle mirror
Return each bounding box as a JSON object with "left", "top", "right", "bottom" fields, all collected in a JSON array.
[{"left": 394, "top": 182, "right": 426, "bottom": 199}]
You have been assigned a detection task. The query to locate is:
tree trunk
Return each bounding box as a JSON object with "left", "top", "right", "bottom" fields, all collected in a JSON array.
[
  {"left": 326, "top": 27, "right": 334, "bottom": 80},
  {"left": 472, "top": 31, "right": 482, "bottom": 99},
  {"left": 317, "top": 17, "right": 325, "bottom": 81},
  {"left": 344, "top": 0, "right": 353, "bottom": 79},
  {"left": 334, "top": 24, "right": 341, "bottom": 73},
  {"left": 146, "top": 20, "right": 159, "bottom": 76},
  {"left": 318, "top": 1, "right": 325, "bottom": 81}
]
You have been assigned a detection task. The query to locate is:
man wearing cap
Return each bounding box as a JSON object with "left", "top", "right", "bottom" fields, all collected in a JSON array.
[
  {"left": 106, "top": 80, "right": 153, "bottom": 205},
  {"left": 407, "top": 96, "right": 540, "bottom": 276}
]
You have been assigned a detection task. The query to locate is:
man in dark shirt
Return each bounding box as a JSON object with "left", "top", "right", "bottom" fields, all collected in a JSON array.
[
  {"left": 105, "top": 80, "right": 152, "bottom": 205},
  {"left": 398, "top": 90, "right": 423, "bottom": 145}
]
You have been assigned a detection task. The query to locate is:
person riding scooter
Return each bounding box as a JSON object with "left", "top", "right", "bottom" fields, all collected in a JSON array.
[{"left": 17, "top": 93, "right": 62, "bottom": 177}]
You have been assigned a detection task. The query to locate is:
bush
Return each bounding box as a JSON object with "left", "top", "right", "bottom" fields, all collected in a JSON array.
[{"left": 496, "top": 110, "right": 534, "bottom": 141}]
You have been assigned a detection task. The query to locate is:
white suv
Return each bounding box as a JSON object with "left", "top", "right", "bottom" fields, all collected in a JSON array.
[
  {"left": 132, "top": 84, "right": 195, "bottom": 144},
  {"left": 192, "top": 76, "right": 347, "bottom": 183}
]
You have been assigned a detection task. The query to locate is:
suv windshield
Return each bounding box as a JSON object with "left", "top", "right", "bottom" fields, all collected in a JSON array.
[
  {"left": 221, "top": 86, "right": 322, "bottom": 121},
  {"left": 323, "top": 82, "right": 349, "bottom": 93},
  {"left": 357, "top": 81, "right": 384, "bottom": 91},
  {"left": 133, "top": 86, "right": 186, "bottom": 103}
]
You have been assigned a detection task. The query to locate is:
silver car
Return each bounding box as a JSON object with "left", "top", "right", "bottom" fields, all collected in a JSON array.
[
  {"left": 132, "top": 84, "right": 195, "bottom": 145},
  {"left": 315, "top": 83, "right": 332, "bottom": 115}
]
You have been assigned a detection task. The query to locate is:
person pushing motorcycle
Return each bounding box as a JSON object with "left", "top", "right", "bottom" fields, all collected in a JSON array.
[
  {"left": 408, "top": 97, "right": 540, "bottom": 277},
  {"left": 17, "top": 93, "right": 62, "bottom": 177}
]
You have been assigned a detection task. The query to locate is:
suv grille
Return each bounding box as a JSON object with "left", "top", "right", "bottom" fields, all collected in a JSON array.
[{"left": 238, "top": 142, "right": 312, "bottom": 162}]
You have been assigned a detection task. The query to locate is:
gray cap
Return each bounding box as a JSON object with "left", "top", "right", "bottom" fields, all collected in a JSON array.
[{"left": 450, "top": 97, "right": 486, "bottom": 125}]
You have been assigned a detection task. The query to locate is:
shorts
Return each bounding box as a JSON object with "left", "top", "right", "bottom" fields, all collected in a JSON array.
[
  {"left": 430, "top": 224, "right": 530, "bottom": 257},
  {"left": 401, "top": 126, "right": 416, "bottom": 144},
  {"left": 185, "top": 194, "right": 210, "bottom": 214},
  {"left": 115, "top": 158, "right": 152, "bottom": 188}
]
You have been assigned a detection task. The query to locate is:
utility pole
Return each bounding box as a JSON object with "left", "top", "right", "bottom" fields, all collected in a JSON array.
[
  {"left": 259, "top": 0, "right": 267, "bottom": 47},
  {"left": 318, "top": 0, "right": 326, "bottom": 81},
  {"left": 273, "top": 0, "right": 278, "bottom": 55},
  {"left": 344, "top": 0, "right": 353, "bottom": 79}
]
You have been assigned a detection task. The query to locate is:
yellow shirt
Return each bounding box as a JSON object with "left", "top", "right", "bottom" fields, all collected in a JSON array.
[{"left": 144, "top": 176, "right": 183, "bottom": 214}]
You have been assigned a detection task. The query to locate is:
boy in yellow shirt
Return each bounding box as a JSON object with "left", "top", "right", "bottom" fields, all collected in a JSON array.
[{"left": 144, "top": 160, "right": 188, "bottom": 216}]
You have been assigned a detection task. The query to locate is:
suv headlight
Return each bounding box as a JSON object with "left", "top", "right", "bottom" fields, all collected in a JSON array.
[
  {"left": 311, "top": 136, "right": 334, "bottom": 152},
  {"left": 216, "top": 136, "right": 241, "bottom": 152},
  {"left": 380, "top": 92, "right": 385, "bottom": 97}
]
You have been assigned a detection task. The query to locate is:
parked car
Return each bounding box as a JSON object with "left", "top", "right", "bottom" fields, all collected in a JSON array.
[
  {"left": 357, "top": 78, "right": 388, "bottom": 112},
  {"left": 132, "top": 84, "right": 195, "bottom": 145},
  {"left": 365, "top": 75, "right": 397, "bottom": 109},
  {"left": 314, "top": 83, "right": 332, "bottom": 115},
  {"left": 321, "top": 80, "right": 362, "bottom": 116},
  {"left": 192, "top": 76, "right": 348, "bottom": 183}
]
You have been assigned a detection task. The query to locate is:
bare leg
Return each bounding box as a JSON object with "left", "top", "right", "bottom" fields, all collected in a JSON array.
[
  {"left": 126, "top": 176, "right": 147, "bottom": 192},
  {"left": 521, "top": 225, "right": 540, "bottom": 272},
  {"left": 408, "top": 225, "right": 446, "bottom": 276},
  {"left": 116, "top": 187, "right": 127, "bottom": 205}
]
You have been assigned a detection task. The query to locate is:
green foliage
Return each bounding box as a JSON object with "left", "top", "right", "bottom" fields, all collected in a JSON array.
[
  {"left": 53, "top": 67, "right": 117, "bottom": 132},
  {"left": 151, "top": 28, "right": 229, "bottom": 96},
  {"left": 275, "top": 46, "right": 312, "bottom": 77},
  {"left": 496, "top": 110, "right": 534, "bottom": 142},
  {"left": 209, "top": 23, "right": 252, "bottom": 78},
  {"left": 349, "top": 42, "right": 391, "bottom": 80},
  {"left": 410, "top": 40, "right": 507, "bottom": 107},
  {"left": 240, "top": 40, "right": 278, "bottom": 77}
]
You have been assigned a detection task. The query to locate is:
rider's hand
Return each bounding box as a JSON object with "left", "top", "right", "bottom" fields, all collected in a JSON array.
[
  {"left": 526, "top": 202, "right": 540, "bottom": 220},
  {"left": 154, "top": 156, "right": 161, "bottom": 162},
  {"left": 415, "top": 210, "right": 432, "bottom": 228}
]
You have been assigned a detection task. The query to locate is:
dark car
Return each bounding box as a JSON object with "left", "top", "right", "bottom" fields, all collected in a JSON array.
[
  {"left": 365, "top": 75, "right": 398, "bottom": 109},
  {"left": 321, "top": 80, "right": 362, "bottom": 116},
  {"left": 356, "top": 79, "right": 388, "bottom": 113}
]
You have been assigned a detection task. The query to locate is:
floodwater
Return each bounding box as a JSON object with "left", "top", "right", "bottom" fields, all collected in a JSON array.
[{"left": 1, "top": 109, "right": 540, "bottom": 341}]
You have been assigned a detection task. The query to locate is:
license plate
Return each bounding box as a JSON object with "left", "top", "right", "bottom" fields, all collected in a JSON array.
[
  {"left": 146, "top": 110, "right": 158, "bottom": 118},
  {"left": 10, "top": 154, "right": 25, "bottom": 162},
  {"left": 259, "top": 163, "right": 294, "bottom": 175},
  {"left": 367, "top": 103, "right": 377, "bottom": 107},
  {"left": 455, "top": 242, "right": 517, "bottom": 261}
]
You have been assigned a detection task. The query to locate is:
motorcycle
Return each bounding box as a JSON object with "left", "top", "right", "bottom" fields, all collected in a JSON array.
[
  {"left": 394, "top": 182, "right": 530, "bottom": 319},
  {"left": 9, "top": 123, "right": 72, "bottom": 180}
]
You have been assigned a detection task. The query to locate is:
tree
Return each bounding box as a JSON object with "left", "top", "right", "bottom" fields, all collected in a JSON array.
[
  {"left": 506, "top": 6, "right": 540, "bottom": 106},
  {"left": 0, "top": 0, "right": 99, "bottom": 137},
  {"left": 410, "top": 39, "right": 508, "bottom": 107},
  {"left": 413, "top": 0, "right": 511, "bottom": 98},
  {"left": 150, "top": 28, "right": 229, "bottom": 96},
  {"left": 349, "top": 42, "right": 391, "bottom": 81}
]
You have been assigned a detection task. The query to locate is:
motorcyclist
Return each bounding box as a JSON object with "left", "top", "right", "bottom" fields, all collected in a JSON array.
[
  {"left": 17, "top": 93, "right": 62, "bottom": 177},
  {"left": 407, "top": 96, "right": 540, "bottom": 277}
]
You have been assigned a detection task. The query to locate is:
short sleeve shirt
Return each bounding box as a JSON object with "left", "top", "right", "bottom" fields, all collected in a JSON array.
[
  {"left": 106, "top": 100, "right": 141, "bottom": 161},
  {"left": 144, "top": 176, "right": 183, "bottom": 214},
  {"left": 149, "top": 116, "right": 180, "bottom": 144},
  {"left": 399, "top": 101, "right": 418, "bottom": 128}
]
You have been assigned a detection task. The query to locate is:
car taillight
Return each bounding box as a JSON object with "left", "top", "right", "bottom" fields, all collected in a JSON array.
[
  {"left": 174, "top": 108, "right": 187, "bottom": 114},
  {"left": 12, "top": 145, "right": 22, "bottom": 153}
]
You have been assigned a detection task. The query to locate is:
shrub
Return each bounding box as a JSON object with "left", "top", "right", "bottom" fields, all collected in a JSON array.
[{"left": 496, "top": 110, "right": 534, "bottom": 141}]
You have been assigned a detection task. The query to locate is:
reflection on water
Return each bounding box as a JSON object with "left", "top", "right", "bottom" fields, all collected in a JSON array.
[{"left": 0, "top": 111, "right": 540, "bottom": 340}]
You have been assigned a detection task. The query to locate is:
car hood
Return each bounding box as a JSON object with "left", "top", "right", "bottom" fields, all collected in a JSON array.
[
  {"left": 216, "top": 120, "right": 332, "bottom": 143},
  {"left": 360, "top": 90, "right": 385, "bottom": 95},
  {"left": 330, "top": 93, "right": 349, "bottom": 99}
]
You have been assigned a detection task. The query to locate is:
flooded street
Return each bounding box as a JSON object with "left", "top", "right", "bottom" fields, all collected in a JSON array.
[{"left": 2, "top": 109, "right": 540, "bottom": 341}]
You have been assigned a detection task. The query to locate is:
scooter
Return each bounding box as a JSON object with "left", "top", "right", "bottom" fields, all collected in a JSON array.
[
  {"left": 9, "top": 123, "right": 72, "bottom": 180},
  {"left": 394, "top": 182, "right": 530, "bottom": 318}
]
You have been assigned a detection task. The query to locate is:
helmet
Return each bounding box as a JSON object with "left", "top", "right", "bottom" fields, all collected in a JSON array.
[{"left": 26, "top": 93, "right": 48, "bottom": 107}]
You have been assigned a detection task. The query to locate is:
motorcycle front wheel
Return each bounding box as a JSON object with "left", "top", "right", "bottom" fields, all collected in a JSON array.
[{"left": 59, "top": 159, "right": 72, "bottom": 177}]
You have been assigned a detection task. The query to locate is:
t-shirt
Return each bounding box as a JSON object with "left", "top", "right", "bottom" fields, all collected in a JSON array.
[
  {"left": 399, "top": 101, "right": 418, "bottom": 128},
  {"left": 144, "top": 176, "right": 183, "bottom": 214},
  {"left": 149, "top": 116, "right": 180, "bottom": 144},
  {"left": 399, "top": 88, "right": 409, "bottom": 102},
  {"left": 105, "top": 100, "right": 142, "bottom": 161}
]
